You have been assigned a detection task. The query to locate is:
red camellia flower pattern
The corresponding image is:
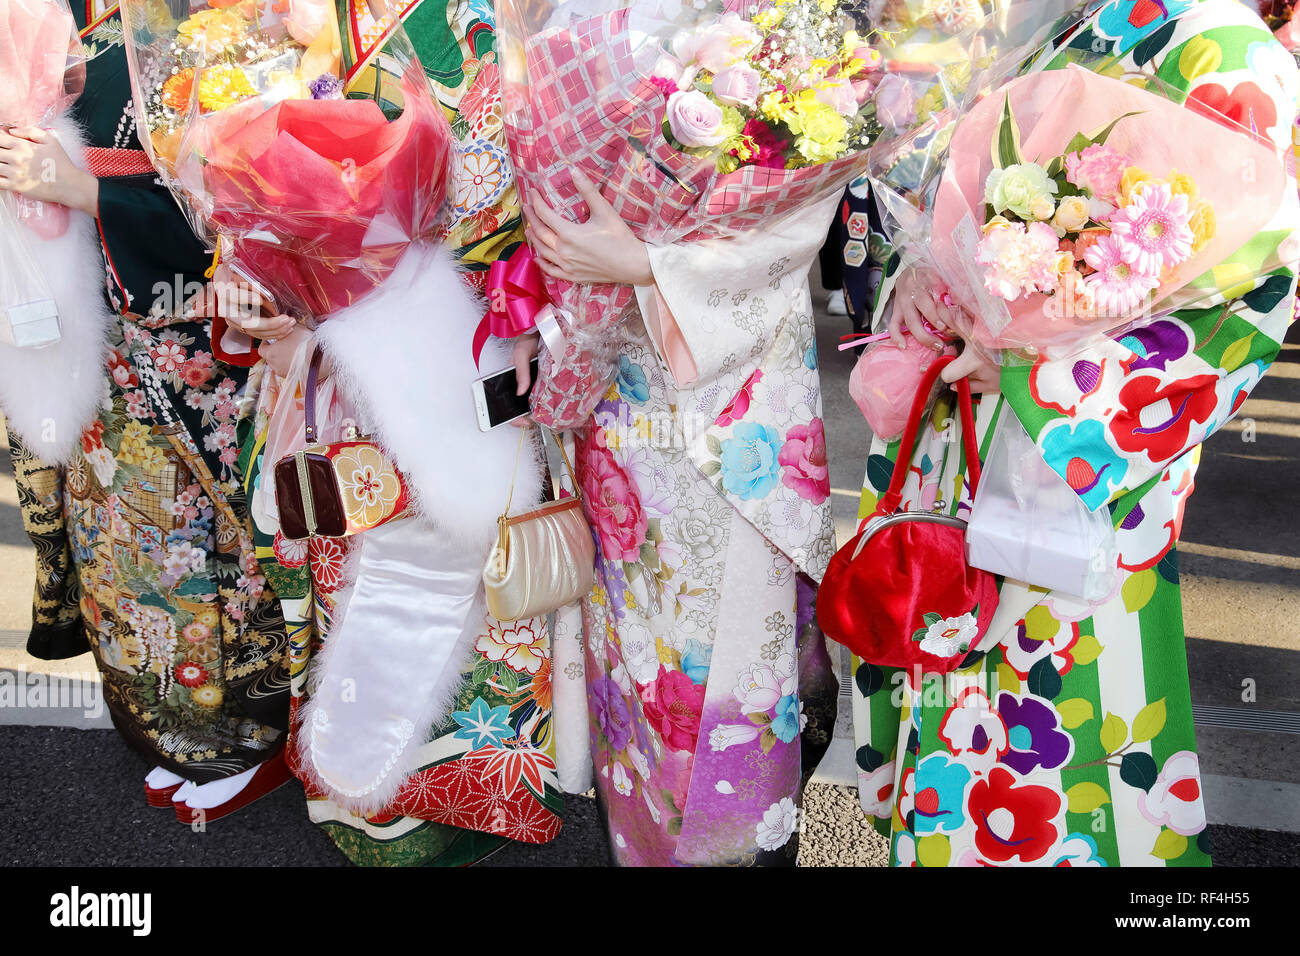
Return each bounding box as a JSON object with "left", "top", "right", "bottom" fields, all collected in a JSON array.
[
  {"left": 640, "top": 665, "right": 706, "bottom": 753},
  {"left": 308, "top": 536, "right": 350, "bottom": 593},
  {"left": 1108, "top": 373, "right": 1219, "bottom": 462},
  {"left": 778, "top": 418, "right": 831, "bottom": 504},
  {"left": 1187, "top": 81, "right": 1279, "bottom": 147},
  {"left": 580, "top": 433, "right": 648, "bottom": 562},
  {"left": 968, "top": 767, "right": 1064, "bottom": 864}
]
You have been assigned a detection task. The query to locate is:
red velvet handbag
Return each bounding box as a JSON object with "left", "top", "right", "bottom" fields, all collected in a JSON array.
[{"left": 818, "top": 355, "right": 1000, "bottom": 674}]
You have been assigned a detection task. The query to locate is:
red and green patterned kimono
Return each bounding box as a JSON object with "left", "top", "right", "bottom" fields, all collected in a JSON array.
[
  {"left": 243, "top": 0, "right": 564, "bottom": 866},
  {"left": 852, "top": 0, "right": 1300, "bottom": 867}
]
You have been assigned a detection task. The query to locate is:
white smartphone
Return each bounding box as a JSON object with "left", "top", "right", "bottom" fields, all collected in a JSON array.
[{"left": 472, "top": 358, "right": 540, "bottom": 432}]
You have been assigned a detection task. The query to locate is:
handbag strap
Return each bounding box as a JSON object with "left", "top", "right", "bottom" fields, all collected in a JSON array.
[
  {"left": 877, "top": 354, "right": 983, "bottom": 516},
  {"left": 502, "top": 426, "right": 580, "bottom": 518},
  {"left": 304, "top": 345, "right": 324, "bottom": 443}
]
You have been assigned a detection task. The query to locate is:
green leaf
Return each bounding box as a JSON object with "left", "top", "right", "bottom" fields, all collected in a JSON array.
[
  {"left": 705, "top": 434, "right": 723, "bottom": 457},
  {"left": 922, "top": 612, "right": 943, "bottom": 628},
  {"left": 1132, "top": 20, "right": 1179, "bottom": 67},
  {"left": 856, "top": 744, "right": 884, "bottom": 773},
  {"left": 666, "top": 816, "right": 683, "bottom": 837},
  {"left": 855, "top": 662, "right": 884, "bottom": 698},
  {"left": 994, "top": 95, "right": 1023, "bottom": 169},
  {"left": 1066, "top": 781, "right": 1110, "bottom": 814},
  {"left": 1087, "top": 111, "right": 1143, "bottom": 149},
  {"left": 747, "top": 711, "right": 773, "bottom": 726},
  {"left": 1120, "top": 751, "right": 1159, "bottom": 792},
  {"left": 1057, "top": 697, "right": 1095, "bottom": 730},
  {"left": 1219, "top": 332, "right": 1257, "bottom": 373},
  {"left": 639, "top": 541, "right": 660, "bottom": 570},
  {"left": 1156, "top": 549, "right": 1180, "bottom": 585},
  {"left": 1132, "top": 698, "right": 1167, "bottom": 744},
  {"left": 661, "top": 789, "right": 680, "bottom": 814},
  {"left": 1122, "top": 568, "right": 1158, "bottom": 614},
  {"left": 760, "top": 728, "right": 777, "bottom": 753},
  {"left": 1100, "top": 713, "right": 1128, "bottom": 754},
  {"left": 1062, "top": 131, "right": 1091, "bottom": 157},
  {"left": 496, "top": 665, "right": 520, "bottom": 695},
  {"left": 1027, "top": 657, "right": 1062, "bottom": 700},
  {"left": 911, "top": 627, "right": 929, "bottom": 643},
  {"left": 1073, "top": 634, "right": 1103, "bottom": 666},
  {"left": 1242, "top": 273, "right": 1293, "bottom": 314},
  {"left": 866, "top": 454, "right": 894, "bottom": 494},
  {"left": 471, "top": 659, "right": 494, "bottom": 686},
  {"left": 1151, "top": 827, "right": 1188, "bottom": 861},
  {"left": 701, "top": 460, "right": 721, "bottom": 477}
]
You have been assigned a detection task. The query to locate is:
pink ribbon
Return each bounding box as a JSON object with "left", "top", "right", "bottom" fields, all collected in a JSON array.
[{"left": 473, "top": 245, "right": 549, "bottom": 367}]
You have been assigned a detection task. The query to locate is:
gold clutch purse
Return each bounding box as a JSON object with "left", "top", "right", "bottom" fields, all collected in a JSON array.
[{"left": 483, "top": 429, "right": 595, "bottom": 622}]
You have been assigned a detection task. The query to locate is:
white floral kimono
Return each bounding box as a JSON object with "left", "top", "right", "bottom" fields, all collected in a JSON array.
[{"left": 574, "top": 193, "right": 843, "bottom": 866}]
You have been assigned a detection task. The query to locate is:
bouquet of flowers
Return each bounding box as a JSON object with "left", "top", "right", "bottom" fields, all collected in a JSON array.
[
  {"left": 0, "top": 0, "right": 85, "bottom": 348},
  {"left": 907, "top": 64, "right": 1292, "bottom": 360},
  {"left": 496, "top": 0, "right": 893, "bottom": 429},
  {"left": 120, "top": 0, "right": 453, "bottom": 320}
]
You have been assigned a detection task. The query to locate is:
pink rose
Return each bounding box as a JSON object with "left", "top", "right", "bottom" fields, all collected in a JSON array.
[
  {"left": 641, "top": 665, "right": 706, "bottom": 753},
  {"left": 1064, "top": 144, "right": 1128, "bottom": 202},
  {"left": 873, "top": 74, "right": 916, "bottom": 132},
  {"left": 666, "top": 90, "right": 727, "bottom": 148},
  {"left": 672, "top": 13, "right": 760, "bottom": 73},
  {"left": 580, "top": 434, "right": 648, "bottom": 562},
  {"left": 712, "top": 63, "right": 760, "bottom": 109},
  {"left": 815, "top": 76, "right": 860, "bottom": 116},
  {"left": 778, "top": 419, "right": 831, "bottom": 504}
]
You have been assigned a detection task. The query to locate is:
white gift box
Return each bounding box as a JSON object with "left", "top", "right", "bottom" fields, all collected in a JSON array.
[
  {"left": 0, "top": 299, "right": 62, "bottom": 349},
  {"left": 966, "top": 409, "right": 1117, "bottom": 601}
]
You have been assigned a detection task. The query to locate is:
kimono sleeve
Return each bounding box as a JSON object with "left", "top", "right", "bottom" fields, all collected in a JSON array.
[
  {"left": 1001, "top": 201, "right": 1300, "bottom": 513},
  {"left": 634, "top": 192, "right": 840, "bottom": 388}
]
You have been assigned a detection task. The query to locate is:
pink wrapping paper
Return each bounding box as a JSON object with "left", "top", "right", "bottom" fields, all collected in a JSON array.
[{"left": 930, "top": 65, "right": 1289, "bottom": 356}]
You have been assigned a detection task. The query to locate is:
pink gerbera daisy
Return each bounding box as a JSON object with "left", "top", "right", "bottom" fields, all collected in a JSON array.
[
  {"left": 1083, "top": 233, "right": 1160, "bottom": 317},
  {"left": 1107, "top": 184, "right": 1194, "bottom": 275}
]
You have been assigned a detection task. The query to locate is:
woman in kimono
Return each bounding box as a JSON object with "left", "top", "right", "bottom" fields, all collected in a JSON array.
[
  {"left": 1, "top": 2, "right": 290, "bottom": 817},
  {"left": 219, "top": 0, "right": 564, "bottom": 866},
  {"left": 850, "top": 0, "right": 1300, "bottom": 867},
  {"left": 521, "top": 164, "right": 843, "bottom": 864}
]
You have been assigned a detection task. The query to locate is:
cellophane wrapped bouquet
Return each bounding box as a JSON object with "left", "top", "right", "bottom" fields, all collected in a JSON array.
[
  {"left": 120, "top": 0, "right": 452, "bottom": 320},
  {"left": 866, "top": 3, "right": 1297, "bottom": 364},
  {"left": 497, "top": 0, "right": 898, "bottom": 429},
  {"left": 0, "top": 0, "right": 85, "bottom": 347}
]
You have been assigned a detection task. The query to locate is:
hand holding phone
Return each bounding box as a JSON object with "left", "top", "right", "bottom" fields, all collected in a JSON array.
[{"left": 473, "top": 357, "right": 540, "bottom": 431}]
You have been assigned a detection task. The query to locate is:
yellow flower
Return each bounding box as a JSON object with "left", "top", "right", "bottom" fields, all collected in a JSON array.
[
  {"left": 198, "top": 64, "right": 257, "bottom": 112},
  {"left": 753, "top": 7, "right": 784, "bottom": 30},
  {"left": 1189, "top": 201, "right": 1216, "bottom": 253},
  {"left": 1164, "top": 169, "right": 1199, "bottom": 202},
  {"left": 191, "top": 684, "right": 223, "bottom": 708},
  {"left": 177, "top": 9, "right": 248, "bottom": 51},
  {"left": 818, "top": 0, "right": 835, "bottom": 11},
  {"left": 1120, "top": 166, "right": 1160, "bottom": 202},
  {"left": 982, "top": 215, "right": 1015, "bottom": 235},
  {"left": 786, "top": 93, "right": 848, "bottom": 164}
]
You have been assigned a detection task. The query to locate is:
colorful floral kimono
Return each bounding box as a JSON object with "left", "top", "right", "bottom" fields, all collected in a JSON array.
[
  {"left": 8, "top": 2, "right": 289, "bottom": 779},
  {"left": 248, "top": 0, "right": 564, "bottom": 866},
  {"left": 577, "top": 194, "right": 842, "bottom": 866},
  {"left": 851, "top": 0, "right": 1300, "bottom": 867}
]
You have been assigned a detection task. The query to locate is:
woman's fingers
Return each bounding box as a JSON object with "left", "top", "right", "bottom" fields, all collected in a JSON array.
[
  {"left": 522, "top": 202, "right": 559, "bottom": 250},
  {"left": 512, "top": 332, "right": 540, "bottom": 395},
  {"left": 887, "top": 296, "right": 909, "bottom": 349},
  {"left": 569, "top": 167, "right": 610, "bottom": 222},
  {"left": 940, "top": 346, "right": 1000, "bottom": 392},
  {"left": 526, "top": 192, "right": 576, "bottom": 239}
]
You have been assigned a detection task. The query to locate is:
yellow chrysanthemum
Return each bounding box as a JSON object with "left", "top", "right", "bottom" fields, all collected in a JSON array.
[
  {"left": 198, "top": 64, "right": 257, "bottom": 113},
  {"left": 191, "top": 684, "right": 223, "bottom": 708}
]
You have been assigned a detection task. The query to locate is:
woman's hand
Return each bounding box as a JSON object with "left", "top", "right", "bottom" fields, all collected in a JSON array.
[
  {"left": 942, "top": 342, "right": 1001, "bottom": 394},
  {"left": 525, "top": 168, "right": 653, "bottom": 286},
  {"left": 259, "top": 326, "right": 312, "bottom": 378},
  {"left": 508, "top": 332, "right": 541, "bottom": 429},
  {"left": 889, "top": 264, "right": 962, "bottom": 352},
  {"left": 186, "top": 265, "right": 298, "bottom": 341},
  {"left": 0, "top": 126, "right": 99, "bottom": 216}
]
